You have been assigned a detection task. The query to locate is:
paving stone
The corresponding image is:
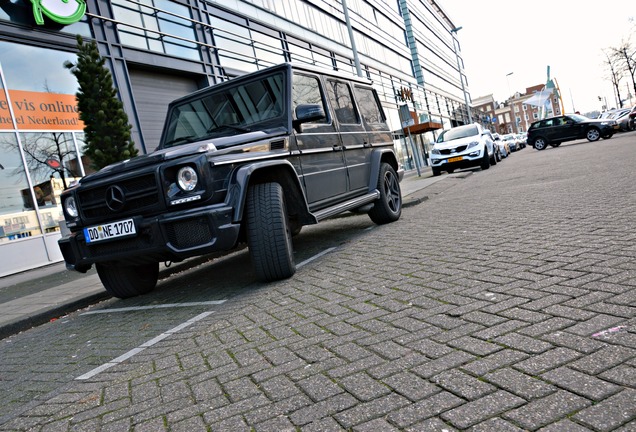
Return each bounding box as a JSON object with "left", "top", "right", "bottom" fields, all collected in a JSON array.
[
  {"left": 333, "top": 393, "right": 410, "bottom": 428},
  {"left": 485, "top": 367, "right": 557, "bottom": 399},
  {"left": 440, "top": 390, "right": 525, "bottom": 429},
  {"left": 494, "top": 332, "right": 553, "bottom": 354},
  {"left": 406, "top": 338, "right": 453, "bottom": 358},
  {"left": 222, "top": 376, "right": 263, "bottom": 402},
  {"left": 540, "top": 330, "right": 607, "bottom": 354},
  {"left": 541, "top": 367, "right": 622, "bottom": 401},
  {"left": 386, "top": 391, "right": 464, "bottom": 429},
  {"left": 367, "top": 352, "right": 427, "bottom": 380},
  {"left": 462, "top": 349, "right": 530, "bottom": 376},
  {"left": 352, "top": 417, "right": 400, "bottom": 431},
  {"left": 297, "top": 373, "right": 343, "bottom": 402},
  {"left": 573, "top": 389, "right": 636, "bottom": 432},
  {"left": 405, "top": 417, "right": 459, "bottom": 431},
  {"left": 301, "top": 416, "right": 345, "bottom": 432},
  {"left": 446, "top": 335, "right": 503, "bottom": 356},
  {"left": 472, "top": 320, "right": 528, "bottom": 340},
  {"left": 569, "top": 345, "right": 636, "bottom": 375},
  {"left": 259, "top": 375, "right": 302, "bottom": 401},
  {"left": 381, "top": 371, "right": 440, "bottom": 401},
  {"left": 245, "top": 394, "right": 312, "bottom": 425},
  {"left": 467, "top": 417, "right": 526, "bottom": 431},
  {"left": 411, "top": 350, "right": 476, "bottom": 379},
  {"left": 431, "top": 369, "right": 497, "bottom": 400},
  {"left": 499, "top": 307, "right": 551, "bottom": 323},
  {"left": 253, "top": 415, "right": 296, "bottom": 432},
  {"left": 514, "top": 347, "right": 583, "bottom": 375},
  {"left": 288, "top": 393, "right": 358, "bottom": 426},
  {"left": 536, "top": 419, "right": 596, "bottom": 432},
  {"left": 340, "top": 372, "right": 392, "bottom": 402},
  {"left": 518, "top": 317, "right": 577, "bottom": 337},
  {"left": 566, "top": 314, "right": 627, "bottom": 337},
  {"left": 503, "top": 390, "right": 591, "bottom": 430},
  {"left": 598, "top": 364, "right": 636, "bottom": 386}
]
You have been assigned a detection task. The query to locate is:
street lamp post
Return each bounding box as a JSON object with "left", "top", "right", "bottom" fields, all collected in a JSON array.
[
  {"left": 506, "top": 72, "right": 513, "bottom": 100},
  {"left": 450, "top": 26, "right": 472, "bottom": 124},
  {"left": 506, "top": 72, "right": 514, "bottom": 132}
]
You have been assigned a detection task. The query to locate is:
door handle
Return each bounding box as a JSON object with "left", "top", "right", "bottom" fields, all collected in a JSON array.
[{"left": 333, "top": 145, "right": 343, "bottom": 151}]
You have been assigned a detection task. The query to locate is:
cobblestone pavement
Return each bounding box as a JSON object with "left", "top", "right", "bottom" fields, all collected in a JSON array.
[{"left": 1, "top": 135, "right": 635, "bottom": 430}]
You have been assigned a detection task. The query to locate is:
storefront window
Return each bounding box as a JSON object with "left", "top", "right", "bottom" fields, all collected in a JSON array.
[
  {"left": 0, "top": 41, "right": 85, "bottom": 274},
  {"left": 0, "top": 132, "right": 42, "bottom": 241}
]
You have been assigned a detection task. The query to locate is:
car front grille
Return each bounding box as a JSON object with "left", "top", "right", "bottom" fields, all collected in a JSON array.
[
  {"left": 439, "top": 145, "right": 468, "bottom": 155},
  {"left": 78, "top": 173, "right": 160, "bottom": 220}
]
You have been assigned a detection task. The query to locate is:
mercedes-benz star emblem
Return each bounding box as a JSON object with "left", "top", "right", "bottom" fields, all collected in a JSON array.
[{"left": 105, "top": 185, "right": 126, "bottom": 212}]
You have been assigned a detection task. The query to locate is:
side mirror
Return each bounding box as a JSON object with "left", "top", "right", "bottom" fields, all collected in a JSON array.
[{"left": 293, "top": 104, "right": 326, "bottom": 129}]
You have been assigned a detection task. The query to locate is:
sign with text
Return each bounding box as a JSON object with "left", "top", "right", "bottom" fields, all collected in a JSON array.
[{"left": 0, "top": 89, "right": 83, "bottom": 131}]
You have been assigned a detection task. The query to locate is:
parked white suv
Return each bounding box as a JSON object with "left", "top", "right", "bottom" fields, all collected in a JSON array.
[{"left": 430, "top": 123, "right": 496, "bottom": 176}]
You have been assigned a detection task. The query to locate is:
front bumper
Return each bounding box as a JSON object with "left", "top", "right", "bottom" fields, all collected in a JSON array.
[
  {"left": 430, "top": 148, "right": 485, "bottom": 172},
  {"left": 58, "top": 204, "right": 241, "bottom": 272}
]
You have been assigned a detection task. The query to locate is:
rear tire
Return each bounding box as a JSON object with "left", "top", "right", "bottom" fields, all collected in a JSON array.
[
  {"left": 246, "top": 182, "right": 295, "bottom": 281},
  {"left": 96, "top": 262, "right": 159, "bottom": 299},
  {"left": 369, "top": 163, "right": 402, "bottom": 224}
]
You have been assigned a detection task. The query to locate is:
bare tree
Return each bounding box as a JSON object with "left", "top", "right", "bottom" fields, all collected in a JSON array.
[
  {"left": 0, "top": 132, "right": 82, "bottom": 188},
  {"left": 611, "top": 40, "right": 636, "bottom": 102},
  {"left": 602, "top": 49, "right": 624, "bottom": 108}
]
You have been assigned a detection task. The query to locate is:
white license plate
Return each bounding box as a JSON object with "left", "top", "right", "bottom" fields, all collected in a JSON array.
[{"left": 84, "top": 219, "right": 136, "bottom": 244}]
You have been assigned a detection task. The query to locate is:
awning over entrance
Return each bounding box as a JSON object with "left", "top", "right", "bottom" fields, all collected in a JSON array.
[{"left": 403, "top": 120, "right": 443, "bottom": 135}]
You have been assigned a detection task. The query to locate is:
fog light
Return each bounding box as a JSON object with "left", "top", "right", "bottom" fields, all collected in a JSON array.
[{"left": 177, "top": 166, "right": 198, "bottom": 191}]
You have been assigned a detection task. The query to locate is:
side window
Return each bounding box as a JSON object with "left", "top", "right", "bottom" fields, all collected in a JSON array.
[
  {"left": 326, "top": 80, "right": 359, "bottom": 124},
  {"left": 354, "top": 86, "right": 385, "bottom": 124},
  {"left": 292, "top": 73, "right": 328, "bottom": 123}
]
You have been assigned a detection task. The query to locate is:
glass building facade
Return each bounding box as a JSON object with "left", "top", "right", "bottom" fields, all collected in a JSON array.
[{"left": 0, "top": 0, "right": 473, "bottom": 276}]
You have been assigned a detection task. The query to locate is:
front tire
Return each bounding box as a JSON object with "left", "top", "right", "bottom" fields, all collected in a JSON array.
[
  {"left": 533, "top": 137, "right": 548, "bottom": 150},
  {"left": 480, "top": 150, "right": 490, "bottom": 170},
  {"left": 96, "top": 262, "right": 159, "bottom": 299},
  {"left": 246, "top": 182, "right": 295, "bottom": 282},
  {"left": 369, "top": 163, "right": 402, "bottom": 224},
  {"left": 586, "top": 127, "right": 601, "bottom": 141}
]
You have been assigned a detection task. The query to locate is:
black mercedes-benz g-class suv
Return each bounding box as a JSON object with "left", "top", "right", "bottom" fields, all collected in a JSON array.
[{"left": 58, "top": 63, "right": 403, "bottom": 298}]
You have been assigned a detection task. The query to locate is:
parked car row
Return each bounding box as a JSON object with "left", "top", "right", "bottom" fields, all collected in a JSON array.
[
  {"left": 429, "top": 123, "right": 524, "bottom": 176},
  {"left": 526, "top": 113, "right": 618, "bottom": 150}
]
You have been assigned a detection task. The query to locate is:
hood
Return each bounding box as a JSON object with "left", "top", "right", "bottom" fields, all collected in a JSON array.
[
  {"left": 80, "top": 128, "right": 287, "bottom": 183},
  {"left": 433, "top": 134, "right": 480, "bottom": 150}
]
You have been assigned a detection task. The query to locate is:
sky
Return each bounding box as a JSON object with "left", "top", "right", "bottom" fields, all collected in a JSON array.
[{"left": 440, "top": 0, "right": 635, "bottom": 114}]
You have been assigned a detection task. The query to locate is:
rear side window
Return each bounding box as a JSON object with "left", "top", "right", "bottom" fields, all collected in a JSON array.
[
  {"left": 354, "top": 86, "right": 384, "bottom": 124},
  {"left": 292, "top": 73, "right": 328, "bottom": 123},
  {"left": 326, "top": 80, "right": 359, "bottom": 124}
]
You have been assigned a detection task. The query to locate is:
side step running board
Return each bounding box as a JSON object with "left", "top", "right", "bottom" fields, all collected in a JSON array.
[{"left": 313, "top": 191, "right": 380, "bottom": 221}]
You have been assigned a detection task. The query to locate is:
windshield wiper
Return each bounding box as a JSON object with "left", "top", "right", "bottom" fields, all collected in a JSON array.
[
  {"left": 162, "top": 135, "right": 197, "bottom": 147},
  {"left": 207, "top": 123, "right": 251, "bottom": 134}
]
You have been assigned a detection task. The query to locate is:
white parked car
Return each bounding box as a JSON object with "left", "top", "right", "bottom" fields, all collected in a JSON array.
[{"left": 430, "top": 123, "right": 496, "bottom": 176}]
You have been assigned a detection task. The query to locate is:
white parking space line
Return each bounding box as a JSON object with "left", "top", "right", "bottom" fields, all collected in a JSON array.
[
  {"left": 75, "top": 311, "right": 214, "bottom": 380},
  {"left": 81, "top": 300, "right": 226, "bottom": 315},
  {"left": 297, "top": 247, "right": 337, "bottom": 268}
]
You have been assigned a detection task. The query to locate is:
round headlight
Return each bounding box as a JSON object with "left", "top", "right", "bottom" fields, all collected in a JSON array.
[
  {"left": 177, "top": 166, "right": 198, "bottom": 191},
  {"left": 64, "top": 196, "right": 78, "bottom": 218}
]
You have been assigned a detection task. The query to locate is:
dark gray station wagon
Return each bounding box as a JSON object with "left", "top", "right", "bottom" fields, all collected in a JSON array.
[{"left": 58, "top": 63, "right": 403, "bottom": 298}]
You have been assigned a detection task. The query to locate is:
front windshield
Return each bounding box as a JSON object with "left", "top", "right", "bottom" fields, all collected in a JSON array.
[
  {"left": 161, "top": 72, "right": 285, "bottom": 148},
  {"left": 568, "top": 114, "right": 589, "bottom": 123},
  {"left": 436, "top": 125, "right": 479, "bottom": 143}
]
